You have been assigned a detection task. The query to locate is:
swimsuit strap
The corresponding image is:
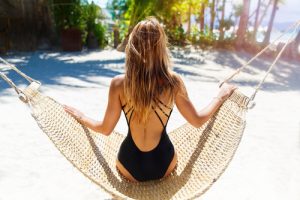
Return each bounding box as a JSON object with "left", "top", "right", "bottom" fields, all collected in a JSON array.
[
  {"left": 122, "top": 99, "right": 173, "bottom": 128},
  {"left": 121, "top": 103, "right": 127, "bottom": 109},
  {"left": 164, "top": 108, "right": 173, "bottom": 128},
  {"left": 128, "top": 108, "right": 134, "bottom": 124},
  {"left": 125, "top": 106, "right": 133, "bottom": 116},
  {"left": 151, "top": 103, "right": 173, "bottom": 128},
  {"left": 121, "top": 103, "right": 134, "bottom": 126},
  {"left": 152, "top": 106, "right": 165, "bottom": 127},
  {"left": 155, "top": 98, "right": 172, "bottom": 110},
  {"left": 155, "top": 103, "right": 169, "bottom": 118}
]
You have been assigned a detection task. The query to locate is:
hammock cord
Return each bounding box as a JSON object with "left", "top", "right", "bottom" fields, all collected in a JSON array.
[
  {"left": 0, "top": 56, "right": 41, "bottom": 102},
  {"left": 219, "top": 21, "right": 300, "bottom": 101},
  {"left": 250, "top": 24, "right": 300, "bottom": 101},
  {"left": 0, "top": 56, "right": 39, "bottom": 84},
  {"left": 0, "top": 71, "right": 23, "bottom": 95}
]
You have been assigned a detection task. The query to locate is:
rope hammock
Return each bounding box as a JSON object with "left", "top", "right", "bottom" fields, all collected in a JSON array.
[{"left": 0, "top": 21, "right": 299, "bottom": 200}]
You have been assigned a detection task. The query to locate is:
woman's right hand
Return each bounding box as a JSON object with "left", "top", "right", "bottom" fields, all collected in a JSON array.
[{"left": 216, "top": 82, "right": 238, "bottom": 102}]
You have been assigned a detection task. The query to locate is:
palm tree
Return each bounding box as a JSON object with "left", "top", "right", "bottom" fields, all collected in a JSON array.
[
  {"left": 252, "top": 0, "right": 262, "bottom": 41},
  {"left": 186, "top": 1, "right": 192, "bottom": 36},
  {"left": 293, "top": 30, "right": 300, "bottom": 58},
  {"left": 257, "top": 0, "right": 272, "bottom": 27},
  {"left": 263, "top": 0, "right": 279, "bottom": 44},
  {"left": 209, "top": 0, "right": 216, "bottom": 34},
  {"left": 236, "top": 0, "right": 251, "bottom": 48},
  {"left": 199, "top": 0, "right": 208, "bottom": 33},
  {"left": 219, "top": 0, "right": 226, "bottom": 40}
]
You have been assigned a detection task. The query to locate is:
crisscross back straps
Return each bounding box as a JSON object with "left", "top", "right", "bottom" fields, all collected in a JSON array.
[
  {"left": 121, "top": 103, "right": 134, "bottom": 126},
  {"left": 152, "top": 98, "right": 173, "bottom": 128}
]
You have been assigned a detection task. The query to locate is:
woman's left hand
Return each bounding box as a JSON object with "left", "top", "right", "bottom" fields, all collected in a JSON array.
[{"left": 63, "top": 105, "right": 85, "bottom": 121}]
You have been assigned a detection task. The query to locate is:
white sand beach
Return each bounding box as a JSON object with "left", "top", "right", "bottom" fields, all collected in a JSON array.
[{"left": 0, "top": 49, "right": 299, "bottom": 200}]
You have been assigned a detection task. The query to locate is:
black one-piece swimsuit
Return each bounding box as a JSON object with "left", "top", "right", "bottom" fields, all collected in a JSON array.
[{"left": 117, "top": 99, "right": 175, "bottom": 182}]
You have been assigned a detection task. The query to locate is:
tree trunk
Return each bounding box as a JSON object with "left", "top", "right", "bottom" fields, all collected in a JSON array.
[
  {"left": 199, "top": 3, "right": 205, "bottom": 33},
  {"left": 219, "top": 0, "right": 226, "bottom": 41},
  {"left": 294, "top": 31, "right": 300, "bottom": 58},
  {"left": 113, "top": 26, "right": 120, "bottom": 48},
  {"left": 294, "top": 31, "right": 300, "bottom": 47},
  {"left": 210, "top": 0, "right": 216, "bottom": 34},
  {"left": 236, "top": 0, "right": 250, "bottom": 48},
  {"left": 286, "top": 29, "right": 300, "bottom": 59},
  {"left": 186, "top": 3, "right": 192, "bottom": 36},
  {"left": 263, "top": 0, "right": 279, "bottom": 44},
  {"left": 257, "top": 0, "right": 272, "bottom": 29},
  {"left": 252, "top": 0, "right": 261, "bottom": 42}
]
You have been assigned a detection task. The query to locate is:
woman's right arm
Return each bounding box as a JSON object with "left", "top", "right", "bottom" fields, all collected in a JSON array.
[{"left": 174, "top": 75, "right": 237, "bottom": 128}]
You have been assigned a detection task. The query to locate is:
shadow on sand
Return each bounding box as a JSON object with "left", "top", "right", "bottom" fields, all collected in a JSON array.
[
  {"left": 1, "top": 49, "right": 299, "bottom": 99},
  {"left": 0, "top": 50, "right": 124, "bottom": 96},
  {"left": 172, "top": 48, "right": 300, "bottom": 91}
]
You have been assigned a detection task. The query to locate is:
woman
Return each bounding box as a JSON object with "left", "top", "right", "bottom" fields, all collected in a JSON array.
[{"left": 64, "top": 17, "right": 237, "bottom": 182}]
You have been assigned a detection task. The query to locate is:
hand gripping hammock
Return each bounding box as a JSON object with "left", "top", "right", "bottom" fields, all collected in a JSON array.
[{"left": 0, "top": 21, "right": 299, "bottom": 200}]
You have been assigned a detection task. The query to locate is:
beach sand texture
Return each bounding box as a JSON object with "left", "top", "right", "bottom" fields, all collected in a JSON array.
[{"left": 0, "top": 49, "right": 299, "bottom": 200}]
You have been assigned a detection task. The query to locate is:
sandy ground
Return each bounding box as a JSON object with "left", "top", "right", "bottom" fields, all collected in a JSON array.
[{"left": 0, "top": 49, "right": 299, "bottom": 200}]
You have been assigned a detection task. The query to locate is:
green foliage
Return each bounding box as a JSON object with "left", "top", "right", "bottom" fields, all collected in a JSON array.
[
  {"left": 124, "top": 0, "right": 187, "bottom": 44},
  {"left": 189, "top": 25, "right": 200, "bottom": 44},
  {"left": 166, "top": 24, "right": 186, "bottom": 45},
  {"left": 107, "top": 0, "right": 128, "bottom": 21},
  {"left": 83, "top": 2, "right": 101, "bottom": 31},
  {"left": 103, "top": 0, "right": 279, "bottom": 50},
  {"left": 189, "top": 25, "right": 216, "bottom": 47},
  {"left": 52, "top": 0, "right": 86, "bottom": 31},
  {"left": 51, "top": 0, "right": 107, "bottom": 48},
  {"left": 200, "top": 33, "right": 217, "bottom": 47},
  {"left": 107, "top": 0, "right": 130, "bottom": 40},
  {"left": 82, "top": 2, "right": 107, "bottom": 48},
  {"left": 107, "top": 0, "right": 181, "bottom": 42},
  {"left": 93, "top": 23, "right": 107, "bottom": 48}
]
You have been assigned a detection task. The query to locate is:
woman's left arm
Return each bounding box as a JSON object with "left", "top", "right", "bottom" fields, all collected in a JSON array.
[{"left": 64, "top": 76, "right": 123, "bottom": 136}]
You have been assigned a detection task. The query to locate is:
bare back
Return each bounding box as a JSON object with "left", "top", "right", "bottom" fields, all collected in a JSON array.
[{"left": 119, "top": 78, "right": 174, "bottom": 152}]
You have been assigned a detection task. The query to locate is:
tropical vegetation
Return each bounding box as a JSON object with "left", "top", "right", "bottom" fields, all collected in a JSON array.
[
  {"left": 1, "top": 0, "right": 298, "bottom": 58},
  {"left": 106, "top": 0, "right": 287, "bottom": 52}
]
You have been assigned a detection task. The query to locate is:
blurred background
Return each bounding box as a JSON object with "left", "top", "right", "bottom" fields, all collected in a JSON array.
[
  {"left": 0, "top": 0, "right": 299, "bottom": 59},
  {"left": 0, "top": 1, "right": 300, "bottom": 200}
]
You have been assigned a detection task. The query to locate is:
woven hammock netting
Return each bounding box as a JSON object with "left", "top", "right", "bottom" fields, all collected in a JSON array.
[
  {"left": 1, "top": 21, "right": 299, "bottom": 200},
  {"left": 22, "top": 83, "right": 248, "bottom": 200}
]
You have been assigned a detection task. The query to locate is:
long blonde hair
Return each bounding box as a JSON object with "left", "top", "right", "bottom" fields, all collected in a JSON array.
[{"left": 124, "top": 17, "right": 180, "bottom": 124}]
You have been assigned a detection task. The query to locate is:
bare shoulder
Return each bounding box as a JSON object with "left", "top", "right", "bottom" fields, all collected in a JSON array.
[
  {"left": 110, "top": 74, "right": 125, "bottom": 89},
  {"left": 170, "top": 71, "right": 186, "bottom": 94},
  {"left": 169, "top": 71, "right": 183, "bottom": 84}
]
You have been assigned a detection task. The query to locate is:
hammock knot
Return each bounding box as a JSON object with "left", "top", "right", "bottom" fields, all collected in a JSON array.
[
  {"left": 247, "top": 100, "right": 256, "bottom": 109},
  {"left": 21, "top": 81, "right": 41, "bottom": 103},
  {"left": 18, "top": 92, "right": 28, "bottom": 103}
]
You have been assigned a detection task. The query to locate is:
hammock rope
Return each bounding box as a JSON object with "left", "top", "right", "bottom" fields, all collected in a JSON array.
[
  {"left": 0, "top": 56, "right": 41, "bottom": 102},
  {"left": 250, "top": 24, "right": 300, "bottom": 101},
  {"left": 219, "top": 20, "right": 300, "bottom": 102},
  {"left": 0, "top": 21, "right": 299, "bottom": 200}
]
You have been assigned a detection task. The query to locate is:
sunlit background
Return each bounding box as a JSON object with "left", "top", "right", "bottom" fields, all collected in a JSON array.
[{"left": 0, "top": 1, "right": 300, "bottom": 200}]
